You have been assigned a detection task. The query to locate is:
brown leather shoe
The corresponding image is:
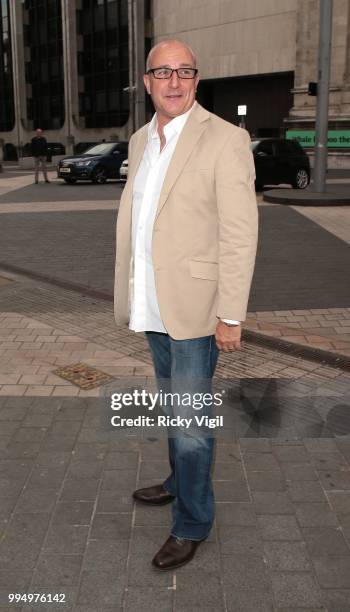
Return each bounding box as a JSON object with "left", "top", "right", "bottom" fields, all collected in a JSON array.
[
  {"left": 152, "top": 535, "right": 202, "bottom": 570},
  {"left": 132, "top": 484, "right": 175, "bottom": 506}
]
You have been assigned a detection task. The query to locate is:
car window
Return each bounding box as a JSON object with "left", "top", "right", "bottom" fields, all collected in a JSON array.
[
  {"left": 115, "top": 142, "right": 128, "bottom": 154},
  {"left": 84, "top": 144, "right": 115, "bottom": 155},
  {"left": 256, "top": 141, "right": 274, "bottom": 156},
  {"left": 278, "top": 141, "right": 294, "bottom": 155},
  {"left": 280, "top": 140, "right": 306, "bottom": 156},
  {"left": 287, "top": 140, "right": 303, "bottom": 155}
]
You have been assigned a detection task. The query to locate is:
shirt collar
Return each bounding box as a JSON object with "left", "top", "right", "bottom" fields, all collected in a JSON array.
[{"left": 148, "top": 101, "right": 197, "bottom": 142}]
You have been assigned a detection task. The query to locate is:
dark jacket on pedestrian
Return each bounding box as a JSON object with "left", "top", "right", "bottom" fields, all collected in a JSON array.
[{"left": 31, "top": 136, "right": 48, "bottom": 157}]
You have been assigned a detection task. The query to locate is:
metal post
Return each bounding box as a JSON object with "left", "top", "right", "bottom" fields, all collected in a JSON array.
[
  {"left": 127, "top": 0, "right": 136, "bottom": 136},
  {"left": 313, "top": 0, "right": 333, "bottom": 193}
]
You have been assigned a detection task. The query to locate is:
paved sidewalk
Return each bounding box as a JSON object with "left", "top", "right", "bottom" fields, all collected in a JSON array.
[
  {"left": 1, "top": 397, "right": 350, "bottom": 612},
  {"left": 1, "top": 273, "right": 343, "bottom": 398},
  {"left": 0, "top": 271, "right": 349, "bottom": 611},
  {"left": 245, "top": 308, "right": 350, "bottom": 358},
  {"left": 0, "top": 170, "right": 350, "bottom": 611}
]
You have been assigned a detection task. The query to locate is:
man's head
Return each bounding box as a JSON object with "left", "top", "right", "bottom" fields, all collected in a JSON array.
[
  {"left": 144, "top": 40, "right": 199, "bottom": 126},
  {"left": 36, "top": 128, "right": 43, "bottom": 136}
]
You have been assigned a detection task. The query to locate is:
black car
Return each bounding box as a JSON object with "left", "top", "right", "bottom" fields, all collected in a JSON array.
[
  {"left": 251, "top": 138, "right": 310, "bottom": 190},
  {"left": 57, "top": 142, "right": 128, "bottom": 184}
]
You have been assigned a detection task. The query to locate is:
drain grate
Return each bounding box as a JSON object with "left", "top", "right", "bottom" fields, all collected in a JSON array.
[
  {"left": 52, "top": 362, "right": 114, "bottom": 390},
  {"left": 243, "top": 329, "right": 350, "bottom": 372}
]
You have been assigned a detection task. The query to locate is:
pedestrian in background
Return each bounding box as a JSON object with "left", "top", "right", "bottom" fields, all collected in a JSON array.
[{"left": 31, "top": 128, "right": 50, "bottom": 184}]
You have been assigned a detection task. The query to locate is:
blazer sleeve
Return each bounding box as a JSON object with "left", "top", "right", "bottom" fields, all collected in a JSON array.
[{"left": 214, "top": 128, "right": 258, "bottom": 322}]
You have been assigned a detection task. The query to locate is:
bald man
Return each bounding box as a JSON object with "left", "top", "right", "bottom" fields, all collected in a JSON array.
[{"left": 114, "top": 40, "right": 258, "bottom": 570}]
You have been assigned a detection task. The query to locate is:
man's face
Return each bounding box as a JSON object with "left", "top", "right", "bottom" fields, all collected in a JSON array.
[
  {"left": 36, "top": 129, "right": 42, "bottom": 136},
  {"left": 143, "top": 43, "right": 199, "bottom": 124}
]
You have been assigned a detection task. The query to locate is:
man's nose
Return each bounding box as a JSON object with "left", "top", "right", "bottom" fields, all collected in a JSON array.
[{"left": 168, "top": 71, "right": 180, "bottom": 87}]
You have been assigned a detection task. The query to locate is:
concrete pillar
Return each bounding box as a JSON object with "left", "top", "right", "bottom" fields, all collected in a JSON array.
[
  {"left": 285, "top": 0, "right": 350, "bottom": 168},
  {"left": 288, "top": 0, "right": 349, "bottom": 124},
  {"left": 9, "top": 0, "right": 27, "bottom": 157},
  {"left": 134, "top": 0, "right": 146, "bottom": 131},
  {"left": 61, "top": 0, "right": 79, "bottom": 154},
  {"left": 341, "top": 0, "right": 350, "bottom": 114},
  {"left": 127, "top": 0, "right": 146, "bottom": 136}
]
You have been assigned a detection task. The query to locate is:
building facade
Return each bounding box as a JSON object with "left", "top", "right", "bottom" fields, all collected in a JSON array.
[
  {"left": 0, "top": 0, "right": 349, "bottom": 166},
  {"left": 152, "top": 0, "right": 350, "bottom": 167},
  {"left": 0, "top": 0, "right": 149, "bottom": 158}
]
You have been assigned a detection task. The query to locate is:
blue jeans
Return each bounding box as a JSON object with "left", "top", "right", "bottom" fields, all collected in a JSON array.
[{"left": 145, "top": 332, "right": 219, "bottom": 541}]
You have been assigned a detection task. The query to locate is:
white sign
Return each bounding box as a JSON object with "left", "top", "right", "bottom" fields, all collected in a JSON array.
[{"left": 238, "top": 105, "right": 247, "bottom": 116}]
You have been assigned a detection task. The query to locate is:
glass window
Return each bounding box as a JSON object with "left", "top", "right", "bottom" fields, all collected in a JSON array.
[
  {"left": 108, "top": 90, "right": 119, "bottom": 110},
  {"left": 94, "top": 5, "right": 105, "bottom": 30},
  {"left": 85, "top": 143, "right": 115, "bottom": 155},
  {"left": 76, "top": 0, "right": 129, "bottom": 127},
  {"left": 23, "top": 0, "right": 64, "bottom": 129},
  {"left": 256, "top": 141, "right": 274, "bottom": 156},
  {"left": 107, "top": 2, "right": 118, "bottom": 26},
  {"left": 40, "top": 61, "right": 48, "bottom": 81},
  {"left": 0, "top": 0, "right": 15, "bottom": 131},
  {"left": 1, "top": 0, "right": 7, "bottom": 17},
  {"left": 96, "top": 91, "right": 106, "bottom": 112}
]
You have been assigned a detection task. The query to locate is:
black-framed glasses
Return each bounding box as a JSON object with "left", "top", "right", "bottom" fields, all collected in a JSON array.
[{"left": 147, "top": 67, "right": 198, "bottom": 79}]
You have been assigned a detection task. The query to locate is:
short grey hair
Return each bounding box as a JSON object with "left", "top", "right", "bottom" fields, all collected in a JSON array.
[{"left": 146, "top": 39, "right": 197, "bottom": 72}]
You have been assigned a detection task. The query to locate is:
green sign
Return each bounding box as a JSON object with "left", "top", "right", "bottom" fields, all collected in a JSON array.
[{"left": 286, "top": 130, "right": 350, "bottom": 148}]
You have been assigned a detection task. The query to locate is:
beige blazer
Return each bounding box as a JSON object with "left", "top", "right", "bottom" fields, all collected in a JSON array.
[{"left": 114, "top": 103, "right": 258, "bottom": 340}]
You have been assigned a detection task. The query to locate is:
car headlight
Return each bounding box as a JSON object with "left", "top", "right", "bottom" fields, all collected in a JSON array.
[{"left": 76, "top": 160, "right": 93, "bottom": 167}]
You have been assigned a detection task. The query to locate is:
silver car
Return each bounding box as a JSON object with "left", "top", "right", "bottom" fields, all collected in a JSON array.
[{"left": 119, "top": 159, "right": 128, "bottom": 181}]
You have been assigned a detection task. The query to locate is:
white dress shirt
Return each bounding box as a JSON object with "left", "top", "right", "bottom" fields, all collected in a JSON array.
[{"left": 129, "top": 103, "right": 239, "bottom": 333}]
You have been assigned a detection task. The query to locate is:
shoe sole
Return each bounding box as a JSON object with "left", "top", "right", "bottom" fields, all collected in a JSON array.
[{"left": 132, "top": 496, "right": 175, "bottom": 506}]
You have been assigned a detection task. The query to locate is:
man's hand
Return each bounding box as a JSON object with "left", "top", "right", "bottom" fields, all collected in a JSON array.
[{"left": 215, "top": 320, "right": 241, "bottom": 352}]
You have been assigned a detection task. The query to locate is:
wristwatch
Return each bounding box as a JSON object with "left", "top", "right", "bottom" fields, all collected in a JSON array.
[{"left": 220, "top": 319, "right": 240, "bottom": 327}]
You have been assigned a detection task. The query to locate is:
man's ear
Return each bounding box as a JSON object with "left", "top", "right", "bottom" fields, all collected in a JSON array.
[{"left": 143, "top": 74, "right": 151, "bottom": 95}]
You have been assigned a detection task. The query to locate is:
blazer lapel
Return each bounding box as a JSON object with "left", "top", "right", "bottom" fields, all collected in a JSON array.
[{"left": 155, "top": 104, "right": 210, "bottom": 219}]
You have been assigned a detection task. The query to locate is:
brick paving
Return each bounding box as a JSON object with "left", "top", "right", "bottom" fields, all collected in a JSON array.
[
  {"left": 0, "top": 172, "right": 349, "bottom": 610},
  {"left": 245, "top": 308, "right": 350, "bottom": 357}
]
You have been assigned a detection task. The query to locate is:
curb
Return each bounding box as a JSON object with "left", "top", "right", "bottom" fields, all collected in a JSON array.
[
  {"left": 263, "top": 189, "right": 350, "bottom": 206},
  {"left": 243, "top": 329, "right": 350, "bottom": 372}
]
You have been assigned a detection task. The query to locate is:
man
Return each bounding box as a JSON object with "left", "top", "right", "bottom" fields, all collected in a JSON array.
[
  {"left": 31, "top": 128, "right": 50, "bottom": 184},
  {"left": 114, "top": 40, "right": 258, "bottom": 570}
]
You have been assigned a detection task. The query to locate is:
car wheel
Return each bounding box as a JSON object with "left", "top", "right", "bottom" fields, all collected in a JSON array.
[
  {"left": 64, "top": 178, "right": 77, "bottom": 184},
  {"left": 292, "top": 168, "right": 310, "bottom": 189},
  {"left": 92, "top": 168, "right": 108, "bottom": 184}
]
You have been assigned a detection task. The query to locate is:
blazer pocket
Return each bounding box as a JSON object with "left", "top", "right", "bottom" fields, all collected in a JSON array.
[
  {"left": 181, "top": 168, "right": 211, "bottom": 176},
  {"left": 189, "top": 260, "right": 218, "bottom": 281}
]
